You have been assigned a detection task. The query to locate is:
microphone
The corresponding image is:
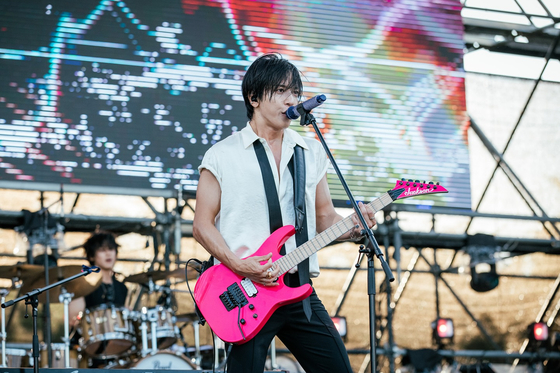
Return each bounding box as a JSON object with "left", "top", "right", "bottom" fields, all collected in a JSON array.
[{"left": 286, "top": 94, "right": 327, "bottom": 120}]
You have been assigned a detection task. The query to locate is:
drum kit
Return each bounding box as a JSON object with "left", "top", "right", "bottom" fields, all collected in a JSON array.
[{"left": 0, "top": 262, "right": 222, "bottom": 370}]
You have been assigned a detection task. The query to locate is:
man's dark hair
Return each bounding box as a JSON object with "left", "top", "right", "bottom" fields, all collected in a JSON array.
[
  {"left": 83, "top": 231, "right": 120, "bottom": 265},
  {"left": 242, "top": 53, "right": 303, "bottom": 120}
]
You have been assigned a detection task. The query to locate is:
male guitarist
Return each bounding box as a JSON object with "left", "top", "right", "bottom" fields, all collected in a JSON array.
[{"left": 193, "top": 53, "right": 377, "bottom": 373}]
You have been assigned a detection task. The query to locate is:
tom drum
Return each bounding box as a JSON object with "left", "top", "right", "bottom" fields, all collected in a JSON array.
[{"left": 79, "top": 305, "right": 135, "bottom": 358}]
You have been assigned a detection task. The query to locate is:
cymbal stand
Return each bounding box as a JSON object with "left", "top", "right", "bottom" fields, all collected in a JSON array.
[
  {"left": 1, "top": 265, "right": 99, "bottom": 373},
  {"left": 1, "top": 288, "right": 8, "bottom": 367},
  {"left": 59, "top": 289, "right": 73, "bottom": 368}
]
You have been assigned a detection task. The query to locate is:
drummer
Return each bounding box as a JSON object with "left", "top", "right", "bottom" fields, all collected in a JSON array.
[
  {"left": 68, "top": 232, "right": 128, "bottom": 367},
  {"left": 68, "top": 231, "right": 128, "bottom": 321}
]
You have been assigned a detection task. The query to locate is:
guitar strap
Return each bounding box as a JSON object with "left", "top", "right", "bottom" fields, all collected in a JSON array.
[{"left": 253, "top": 140, "right": 312, "bottom": 321}]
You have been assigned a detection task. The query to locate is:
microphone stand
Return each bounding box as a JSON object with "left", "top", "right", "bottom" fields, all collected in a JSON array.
[
  {"left": 1, "top": 265, "right": 100, "bottom": 373},
  {"left": 298, "top": 108, "right": 395, "bottom": 373}
]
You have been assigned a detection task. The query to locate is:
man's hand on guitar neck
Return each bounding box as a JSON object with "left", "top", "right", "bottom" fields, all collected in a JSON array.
[
  {"left": 231, "top": 251, "right": 280, "bottom": 287},
  {"left": 338, "top": 201, "right": 377, "bottom": 242}
]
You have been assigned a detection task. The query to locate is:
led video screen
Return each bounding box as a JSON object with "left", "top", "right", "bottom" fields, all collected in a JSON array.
[{"left": 0, "top": 0, "right": 470, "bottom": 209}]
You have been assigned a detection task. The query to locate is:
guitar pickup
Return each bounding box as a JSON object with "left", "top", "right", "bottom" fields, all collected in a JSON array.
[
  {"left": 241, "top": 278, "right": 258, "bottom": 297},
  {"left": 219, "top": 282, "right": 249, "bottom": 312}
]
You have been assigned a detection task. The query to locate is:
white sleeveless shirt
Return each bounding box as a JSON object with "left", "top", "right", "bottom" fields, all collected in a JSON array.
[{"left": 198, "top": 123, "right": 329, "bottom": 277}]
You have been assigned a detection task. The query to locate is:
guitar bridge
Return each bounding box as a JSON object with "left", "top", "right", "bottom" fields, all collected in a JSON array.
[{"left": 219, "top": 282, "right": 248, "bottom": 312}]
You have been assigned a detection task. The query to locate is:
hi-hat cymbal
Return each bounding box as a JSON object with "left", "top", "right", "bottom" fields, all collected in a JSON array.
[
  {"left": 20, "top": 265, "right": 102, "bottom": 302},
  {"left": 124, "top": 266, "right": 197, "bottom": 284},
  {"left": 0, "top": 264, "right": 44, "bottom": 281}
]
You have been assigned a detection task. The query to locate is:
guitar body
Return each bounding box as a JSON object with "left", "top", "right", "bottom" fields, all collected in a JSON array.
[{"left": 193, "top": 225, "right": 313, "bottom": 344}]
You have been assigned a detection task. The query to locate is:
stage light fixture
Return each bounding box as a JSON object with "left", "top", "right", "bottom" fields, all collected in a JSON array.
[
  {"left": 432, "top": 318, "right": 454, "bottom": 345},
  {"left": 331, "top": 316, "right": 347, "bottom": 339},
  {"left": 467, "top": 234, "right": 499, "bottom": 292},
  {"left": 529, "top": 322, "right": 549, "bottom": 342}
]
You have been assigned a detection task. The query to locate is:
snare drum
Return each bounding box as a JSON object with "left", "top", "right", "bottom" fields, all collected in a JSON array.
[
  {"left": 130, "top": 351, "right": 195, "bottom": 370},
  {"left": 79, "top": 305, "right": 135, "bottom": 358}
]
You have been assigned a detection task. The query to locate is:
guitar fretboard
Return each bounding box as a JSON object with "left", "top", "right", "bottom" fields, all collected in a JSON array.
[{"left": 276, "top": 192, "right": 395, "bottom": 274}]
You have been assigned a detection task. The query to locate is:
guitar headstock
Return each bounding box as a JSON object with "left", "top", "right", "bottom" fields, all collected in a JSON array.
[{"left": 388, "top": 178, "right": 448, "bottom": 201}]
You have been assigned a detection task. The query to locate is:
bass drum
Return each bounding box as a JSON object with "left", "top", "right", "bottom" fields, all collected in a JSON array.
[{"left": 130, "top": 351, "right": 195, "bottom": 370}]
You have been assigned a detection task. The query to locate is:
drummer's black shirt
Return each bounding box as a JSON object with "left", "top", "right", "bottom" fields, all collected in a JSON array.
[{"left": 84, "top": 276, "right": 128, "bottom": 308}]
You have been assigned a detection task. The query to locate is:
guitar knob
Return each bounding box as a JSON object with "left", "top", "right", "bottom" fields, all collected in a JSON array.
[
  {"left": 240, "top": 319, "right": 246, "bottom": 324},
  {"left": 249, "top": 304, "right": 254, "bottom": 310},
  {"left": 253, "top": 314, "right": 258, "bottom": 319}
]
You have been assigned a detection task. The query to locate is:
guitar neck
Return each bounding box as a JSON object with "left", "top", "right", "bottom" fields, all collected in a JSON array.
[{"left": 276, "top": 191, "right": 395, "bottom": 275}]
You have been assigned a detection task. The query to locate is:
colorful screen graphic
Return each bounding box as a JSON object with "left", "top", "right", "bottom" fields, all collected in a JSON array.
[{"left": 0, "top": 0, "right": 470, "bottom": 209}]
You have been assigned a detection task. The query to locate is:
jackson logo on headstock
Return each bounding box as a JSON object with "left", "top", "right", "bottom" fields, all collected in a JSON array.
[{"left": 403, "top": 187, "right": 432, "bottom": 196}]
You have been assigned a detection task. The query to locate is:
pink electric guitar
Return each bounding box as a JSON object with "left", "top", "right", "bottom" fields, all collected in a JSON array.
[{"left": 194, "top": 179, "right": 448, "bottom": 344}]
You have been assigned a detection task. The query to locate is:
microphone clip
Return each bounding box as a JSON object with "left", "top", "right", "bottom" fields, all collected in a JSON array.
[{"left": 298, "top": 110, "right": 316, "bottom": 127}]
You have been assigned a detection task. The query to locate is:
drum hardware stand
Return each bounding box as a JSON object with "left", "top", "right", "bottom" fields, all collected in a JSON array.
[
  {"left": 212, "top": 335, "right": 226, "bottom": 370},
  {"left": 149, "top": 308, "right": 158, "bottom": 355},
  {"left": 1, "top": 288, "right": 9, "bottom": 367},
  {"left": 59, "top": 289, "right": 74, "bottom": 368},
  {"left": 138, "top": 306, "right": 159, "bottom": 357},
  {"left": 192, "top": 320, "right": 202, "bottom": 368},
  {"left": 269, "top": 338, "right": 277, "bottom": 369},
  {"left": 298, "top": 108, "right": 395, "bottom": 373},
  {"left": 139, "top": 308, "right": 150, "bottom": 357},
  {"left": 1, "top": 265, "right": 99, "bottom": 373}
]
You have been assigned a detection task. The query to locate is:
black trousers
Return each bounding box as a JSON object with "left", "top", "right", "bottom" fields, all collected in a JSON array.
[{"left": 226, "top": 286, "right": 352, "bottom": 373}]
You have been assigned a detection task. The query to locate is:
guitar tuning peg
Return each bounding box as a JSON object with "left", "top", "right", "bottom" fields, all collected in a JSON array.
[{"left": 429, "top": 181, "right": 434, "bottom": 185}]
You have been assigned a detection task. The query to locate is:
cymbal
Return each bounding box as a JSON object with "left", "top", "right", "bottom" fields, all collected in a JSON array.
[
  {"left": 124, "top": 267, "right": 198, "bottom": 284},
  {"left": 0, "top": 264, "right": 44, "bottom": 281},
  {"left": 20, "top": 265, "right": 102, "bottom": 302}
]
